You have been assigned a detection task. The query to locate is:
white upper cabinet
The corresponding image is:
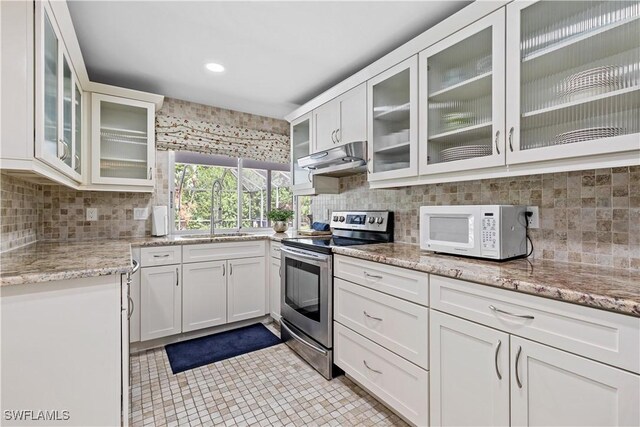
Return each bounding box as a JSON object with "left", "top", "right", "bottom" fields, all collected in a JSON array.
[
  {"left": 419, "top": 9, "right": 506, "bottom": 175},
  {"left": 313, "top": 83, "right": 367, "bottom": 152},
  {"left": 291, "top": 113, "right": 314, "bottom": 192},
  {"left": 367, "top": 56, "right": 419, "bottom": 181},
  {"left": 505, "top": 0, "right": 640, "bottom": 164},
  {"left": 34, "top": 1, "right": 82, "bottom": 182},
  {"left": 91, "top": 93, "right": 156, "bottom": 187}
]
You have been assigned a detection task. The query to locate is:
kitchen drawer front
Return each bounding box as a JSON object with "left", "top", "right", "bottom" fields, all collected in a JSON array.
[
  {"left": 140, "top": 246, "right": 182, "bottom": 267},
  {"left": 334, "top": 322, "right": 429, "bottom": 426},
  {"left": 183, "top": 241, "right": 266, "bottom": 263},
  {"left": 431, "top": 275, "right": 640, "bottom": 374},
  {"left": 270, "top": 241, "right": 282, "bottom": 259},
  {"left": 334, "top": 255, "right": 429, "bottom": 306},
  {"left": 334, "top": 278, "right": 429, "bottom": 369}
]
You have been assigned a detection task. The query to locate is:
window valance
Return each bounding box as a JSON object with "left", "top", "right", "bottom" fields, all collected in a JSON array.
[{"left": 156, "top": 115, "right": 290, "bottom": 164}]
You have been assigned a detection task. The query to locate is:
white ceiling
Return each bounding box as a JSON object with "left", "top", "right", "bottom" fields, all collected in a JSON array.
[{"left": 67, "top": 1, "right": 470, "bottom": 119}]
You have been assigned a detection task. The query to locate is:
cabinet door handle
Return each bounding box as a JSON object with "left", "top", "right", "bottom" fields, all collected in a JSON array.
[
  {"left": 307, "top": 170, "right": 313, "bottom": 182},
  {"left": 175, "top": 267, "right": 179, "bottom": 287},
  {"left": 367, "top": 158, "right": 372, "bottom": 174},
  {"left": 330, "top": 129, "right": 336, "bottom": 143},
  {"left": 279, "top": 263, "right": 282, "bottom": 277},
  {"left": 489, "top": 305, "right": 534, "bottom": 320},
  {"left": 128, "top": 295, "right": 134, "bottom": 320},
  {"left": 153, "top": 254, "right": 170, "bottom": 258},
  {"left": 363, "top": 360, "right": 382, "bottom": 374},
  {"left": 59, "top": 140, "right": 70, "bottom": 161},
  {"left": 494, "top": 339, "right": 502, "bottom": 380},
  {"left": 335, "top": 128, "right": 340, "bottom": 143},
  {"left": 494, "top": 130, "right": 500, "bottom": 155},
  {"left": 229, "top": 264, "right": 233, "bottom": 275},
  {"left": 508, "top": 127, "right": 514, "bottom": 152},
  {"left": 148, "top": 167, "right": 153, "bottom": 179},
  {"left": 222, "top": 264, "right": 225, "bottom": 276},
  {"left": 364, "top": 271, "right": 383, "bottom": 280},
  {"left": 363, "top": 310, "right": 383, "bottom": 321},
  {"left": 515, "top": 345, "right": 523, "bottom": 388},
  {"left": 74, "top": 154, "right": 80, "bottom": 171}
]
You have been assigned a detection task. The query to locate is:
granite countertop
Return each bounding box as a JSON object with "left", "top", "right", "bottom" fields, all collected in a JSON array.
[
  {"left": 0, "top": 231, "right": 297, "bottom": 287},
  {"left": 0, "top": 240, "right": 134, "bottom": 286},
  {"left": 331, "top": 243, "right": 640, "bottom": 317}
]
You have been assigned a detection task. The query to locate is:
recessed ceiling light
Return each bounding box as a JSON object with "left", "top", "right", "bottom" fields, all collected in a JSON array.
[{"left": 205, "top": 62, "right": 225, "bottom": 73}]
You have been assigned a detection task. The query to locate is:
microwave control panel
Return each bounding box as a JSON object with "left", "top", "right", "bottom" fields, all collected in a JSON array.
[{"left": 481, "top": 214, "right": 497, "bottom": 250}]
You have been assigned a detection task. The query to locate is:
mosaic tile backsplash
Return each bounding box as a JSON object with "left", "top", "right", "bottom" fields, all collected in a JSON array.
[
  {"left": 310, "top": 166, "right": 640, "bottom": 269},
  {"left": 0, "top": 174, "right": 40, "bottom": 252}
]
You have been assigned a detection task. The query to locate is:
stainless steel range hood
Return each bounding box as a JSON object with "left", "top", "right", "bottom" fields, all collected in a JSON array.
[{"left": 297, "top": 141, "right": 367, "bottom": 177}]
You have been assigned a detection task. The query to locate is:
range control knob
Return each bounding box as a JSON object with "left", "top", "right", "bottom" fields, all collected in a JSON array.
[
  {"left": 376, "top": 217, "right": 384, "bottom": 224},
  {"left": 332, "top": 216, "right": 339, "bottom": 222},
  {"left": 368, "top": 217, "right": 376, "bottom": 224},
  {"left": 339, "top": 216, "right": 346, "bottom": 222}
]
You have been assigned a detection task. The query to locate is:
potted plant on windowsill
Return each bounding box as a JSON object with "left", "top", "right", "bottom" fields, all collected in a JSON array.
[{"left": 267, "top": 208, "right": 294, "bottom": 233}]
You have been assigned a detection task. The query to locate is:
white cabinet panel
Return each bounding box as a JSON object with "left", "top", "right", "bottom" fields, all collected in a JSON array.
[
  {"left": 182, "top": 241, "right": 265, "bottom": 263},
  {"left": 430, "top": 274, "right": 640, "bottom": 373},
  {"left": 314, "top": 100, "right": 340, "bottom": 152},
  {"left": 227, "top": 257, "right": 266, "bottom": 322},
  {"left": 140, "top": 265, "right": 181, "bottom": 341},
  {"left": 334, "top": 322, "right": 429, "bottom": 426},
  {"left": 511, "top": 336, "right": 640, "bottom": 427},
  {"left": 270, "top": 256, "right": 281, "bottom": 321},
  {"left": 430, "top": 310, "right": 510, "bottom": 427},
  {"left": 334, "top": 278, "right": 429, "bottom": 368},
  {"left": 140, "top": 245, "right": 182, "bottom": 267},
  {"left": 334, "top": 255, "right": 429, "bottom": 306},
  {"left": 338, "top": 83, "right": 367, "bottom": 145},
  {"left": 182, "top": 261, "right": 227, "bottom": 332}
]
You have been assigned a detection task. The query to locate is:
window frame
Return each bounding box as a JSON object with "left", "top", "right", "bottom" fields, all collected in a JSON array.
[{"left": 168, "top": 151, "right": 292, "bottom": 235}]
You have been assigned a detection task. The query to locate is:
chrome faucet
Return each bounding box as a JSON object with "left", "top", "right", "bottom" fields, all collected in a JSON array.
[{"left": 210, "top": 179, "right": 224, "bottom": 234}]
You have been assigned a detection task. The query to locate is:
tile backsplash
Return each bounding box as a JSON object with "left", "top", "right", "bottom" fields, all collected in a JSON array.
[
  {"left": 0, "top": 174, "right": 40, "bottom": 252},
  {"left": 310, "top": 166, "right": 640, "bottom": 269}
]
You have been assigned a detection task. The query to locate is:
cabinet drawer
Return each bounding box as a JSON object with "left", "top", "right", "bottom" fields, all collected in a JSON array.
[
  {"left": 182, "top": 241, "right": 266, "bottom": 263},
  {"left": 334, "top": 255, "right": 428, "bottom": 306},
  {"left": 334, "top": 322, "right": 429, "bottom": 426},
  {"left": 334, "top": 278, "right": 429, "bottom": 369},
  {"left": 431, "top": 275, "right": 640, "bottom": 374},
  {"left": 140, "top": 246, "right": 181, "bottom": 267},
  {"left": 270, "top": 241, "right": 282, "bottom": 259}
]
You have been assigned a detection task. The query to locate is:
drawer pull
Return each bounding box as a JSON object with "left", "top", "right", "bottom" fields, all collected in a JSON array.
[
  {"left": 363, "top": 360, "right": 382, "bottom": 374},
  {"left": 153, "top": 254, "right": 171, "bottom": 258},
  {"left": 489, "top": 305, "right": 534, "bottom": 320},
  {"left": 363, "top": 311, "right": 383, "bottom": 321},
  {"left": 515, "top": 345, "right": 523, "bottom": 388},
  {"left": 274, "top": 248, "right": 281, "bottom": 252},
  {"left": 364, "top": 272, "right": 383, "bottom": 280},
  {"left": 494, "top": 340, "right": 502, "bottom": 380}
]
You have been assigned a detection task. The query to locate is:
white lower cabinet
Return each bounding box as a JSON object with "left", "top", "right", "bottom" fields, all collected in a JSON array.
[
  {"left": 430, "top": 310, "right": 509, "bottom": 427},
  {"left": 140, "top": 264, "right": 181, "bottom": 341},
  {"left": 334, "top": 322, "right": 429, "bottom": 426},
  {"left": 511, "top": 336, "right": 640, "bottom": 427},
  {"left": 182, "top": 261, "right": 227, "bottom": 332},
  {"left": 227, "top": 256, "right": 266, "bottom": 322}
]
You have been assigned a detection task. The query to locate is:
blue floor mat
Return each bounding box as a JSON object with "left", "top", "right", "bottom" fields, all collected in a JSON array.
[{"left": 165, "top": 323, "right": 282, "bottom": 374}]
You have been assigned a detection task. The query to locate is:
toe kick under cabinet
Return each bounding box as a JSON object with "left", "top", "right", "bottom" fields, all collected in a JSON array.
[{"left": 137, "top": 241, "right": 267, "bottom": 342}]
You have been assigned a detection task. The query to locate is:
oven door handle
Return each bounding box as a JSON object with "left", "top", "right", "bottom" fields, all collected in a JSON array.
[
  {"left": 281, "top": 246, "right": 331, "bottom": 262},
  {"left": 281, "top": 321, "right": 328, "bottom": 355}
]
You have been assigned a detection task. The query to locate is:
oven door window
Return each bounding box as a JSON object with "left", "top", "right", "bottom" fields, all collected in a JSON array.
[{"left": 284, "top": 258, "right": 321, "bottom": 322}]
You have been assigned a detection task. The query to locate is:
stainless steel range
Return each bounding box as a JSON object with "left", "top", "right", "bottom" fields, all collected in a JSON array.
[{"left": 280, "top": 210, "right": 394, "bottom": 379}]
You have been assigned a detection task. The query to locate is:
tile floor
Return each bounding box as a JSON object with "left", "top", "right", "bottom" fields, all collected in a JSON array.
[{"left": 129, "top": 323, "right": 407, "bottom": 426}]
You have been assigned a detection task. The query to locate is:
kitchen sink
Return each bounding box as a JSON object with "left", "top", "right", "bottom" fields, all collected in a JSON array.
[{"left": 176, "top": 232, "right": 250, "bottom": 239}]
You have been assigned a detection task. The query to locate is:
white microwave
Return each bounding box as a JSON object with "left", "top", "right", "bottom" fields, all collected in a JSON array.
[{"left": 420, "top": 205, "right": 528, "bottom": 260}]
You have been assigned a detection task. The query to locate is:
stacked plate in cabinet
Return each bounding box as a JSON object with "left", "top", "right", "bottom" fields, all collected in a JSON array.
[
  {"left": 439, "top": 144, "right": 492, "bottom": 163},
  {"left": 553, "top": 127, "right": 624, "bottom": 145},
  {"left": 560, "top": 66, "right": 622, "bottom": 100}
]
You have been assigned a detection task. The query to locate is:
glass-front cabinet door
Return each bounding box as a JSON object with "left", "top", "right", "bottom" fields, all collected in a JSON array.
[
  {"left": 367, "top": 56, "right": 418, "bottom": 181},
  {"left": 91, "top": 93, "right": 155, "bottom": 186},
  {"left": 506, "top": 1, "right": 640, "bottom": 164},
  {"left": 35, "top": 2, "right": 82, "bottom": 181},
  {"left": 291, "top": 113, "right": 313, "bottom": 192},
  {"left": 74, "top": 84, "right": 82, "bottom": 174},
  {"left": 419, "top": 9, "right": 506, "bottom": 175}
]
